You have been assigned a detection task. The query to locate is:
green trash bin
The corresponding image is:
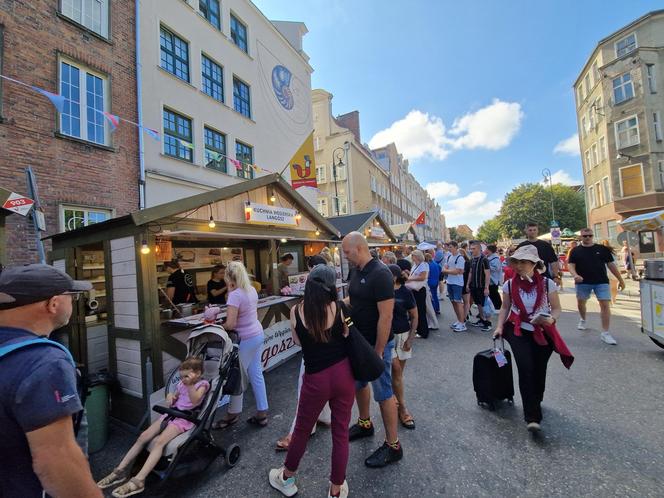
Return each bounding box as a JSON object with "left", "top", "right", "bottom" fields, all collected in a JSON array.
[{"left": 85, "top": 373, "right": 114, "bottom": 454}]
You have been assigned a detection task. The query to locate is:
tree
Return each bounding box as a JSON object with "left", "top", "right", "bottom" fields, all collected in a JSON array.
[
  {"left": 448, "top": 227, "right": 462, "bottom": 242},
  {"left": 498, "top": 183, "right": 586, "bottom": 238},
  {"left": 477, "top": 217, "right": 503, "bottom": 243}
]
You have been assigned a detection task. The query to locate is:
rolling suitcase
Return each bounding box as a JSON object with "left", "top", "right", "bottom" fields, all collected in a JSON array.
[{"left": 472, "top": 338, "right": 514, "bottom": 410}]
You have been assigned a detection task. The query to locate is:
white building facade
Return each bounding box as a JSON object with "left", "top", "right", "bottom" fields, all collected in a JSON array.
[{"left": 139, "top": 0, "right": 314, "bottom": 206}]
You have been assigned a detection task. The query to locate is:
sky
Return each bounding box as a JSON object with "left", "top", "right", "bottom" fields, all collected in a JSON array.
[{"left": 255, "top": 0, "right": 663, "bottom": 231}]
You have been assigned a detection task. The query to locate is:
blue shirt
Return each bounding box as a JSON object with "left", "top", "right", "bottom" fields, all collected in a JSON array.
[
  {"left": 434, "top": 248, "right": 445, "bottom": 264},
  {"left": 428, "top": 261, "right": 442, "bottom": 285},
  {"left": 0, "top": 327, "right": 82, "bottom": 497}
]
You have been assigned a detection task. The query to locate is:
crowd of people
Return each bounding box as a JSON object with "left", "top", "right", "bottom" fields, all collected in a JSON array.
[{"left": 0, "top": 222, "right": 638, "bottom": 498}]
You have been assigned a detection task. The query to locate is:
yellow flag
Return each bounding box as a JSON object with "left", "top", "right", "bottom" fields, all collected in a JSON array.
[{"left": 288, "top": 132, "right": 317, "bottom": 189}]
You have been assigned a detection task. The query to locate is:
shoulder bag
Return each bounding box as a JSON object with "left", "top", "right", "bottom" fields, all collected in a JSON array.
[
  {"left": 405, "top": 262, "right": 428, "bottom": 291},
  {"left": 337, "top": 301, "right": 385, "bottom": 382}
]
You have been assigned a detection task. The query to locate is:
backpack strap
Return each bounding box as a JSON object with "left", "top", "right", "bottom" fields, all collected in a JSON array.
[{"left": 0, "top": 338, "right": 75, "bottom": 367}]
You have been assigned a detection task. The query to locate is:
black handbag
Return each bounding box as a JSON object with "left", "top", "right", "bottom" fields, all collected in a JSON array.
[{"left": 338, "top": 301, "right": 385, "bottom": 382}]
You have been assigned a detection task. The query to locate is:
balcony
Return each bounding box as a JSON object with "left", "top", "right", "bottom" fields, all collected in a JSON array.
[{"left": 614, "top": 192, "right": 664, "bottom": 215}]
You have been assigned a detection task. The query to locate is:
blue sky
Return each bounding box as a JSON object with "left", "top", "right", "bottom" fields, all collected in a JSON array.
[{"left": 255, "top": 0, "right": 662, "bottom": 230}]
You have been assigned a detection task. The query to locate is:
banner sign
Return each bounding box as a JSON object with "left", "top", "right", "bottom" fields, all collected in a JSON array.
[
  {"left": 245, "top": 202, "right": 298, "bottom": 227},
  {"left": 261, "top": 319, "right": 301, "bottom": 371},
  {"left": 370, "top": 226, "right": 386, "bottom": 239},
  {"left": 550, "top": 227, "right": 561, "bottom": 245},
  {"left": 1, "top": 191, "right": 34, "bottom": 216},
  {"left": 289, "top": 132, "right": 317, "bottom": 190}
]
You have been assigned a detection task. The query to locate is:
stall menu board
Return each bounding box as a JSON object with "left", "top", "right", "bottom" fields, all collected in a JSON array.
[
  {"left": 176, "top": 247, "right": 244, "bottom": 269},
  {"left": 288, "top": 272, "right": 309, "bottom": 294},
  {"left": 651, "top": 284, "right": 664, "bottom": 340}
]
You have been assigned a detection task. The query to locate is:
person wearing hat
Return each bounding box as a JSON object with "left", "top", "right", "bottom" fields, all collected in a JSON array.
[
  {"left": 0, "top": 264, "right": 101, "bottom": 498},
  {"left": 493, "top": 246, "right": 573, "bottom": 433},
  {"left": 269, "top": 264, "right": 353, "bottom": 498}
]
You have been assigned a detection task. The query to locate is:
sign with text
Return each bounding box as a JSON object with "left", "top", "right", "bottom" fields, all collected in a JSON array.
[
  {"left": 245, "top": 202, "right": 298, "bottom": 227},
  {"left": 289, "top": 132, "right": 317, "bottom": 190},
  {"left": 1, "top": 191, "right": 34, "bottom": 216},
  {"left": 261, "top": 319, "right": 301, "bottom": 371},
  {"left": 550, "top": 227, "right": 561, "bottom": 245},
  {"left": 370, "top": 226, "right": 386, "bottom": 239}
]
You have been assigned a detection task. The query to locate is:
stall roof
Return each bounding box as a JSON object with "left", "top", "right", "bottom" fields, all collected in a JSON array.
[
  {"left": 328, "top": 211, "right": 397, "bottom": 242},
  {"left": 48, "top": 174, "right": 340, "bottom": 243},
  {"left": 390, "top": 223, "right": 421, "bottom": 243},
  {"left": 620, "top": 209, "right": 664, "bottom": 232}
]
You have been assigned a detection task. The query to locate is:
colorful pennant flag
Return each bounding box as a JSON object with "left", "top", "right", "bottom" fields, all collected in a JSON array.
[
  {"left": 178, "top": 139, "right": 194, "bottom": 150},
  {"left": 143, "top": 126, "right": 160, "bottom": 142},
  {"left": 414, "top": 211, "right": 426, "bottom": 226},
  {"left": 32, "top": 87, "right": 66, "bottom": 114},
  {"left": 229, "top": 158, "right": 242, "bottom": 170},
  {"left": 103, "top": 111, "right": 120, "bottom": 132}
]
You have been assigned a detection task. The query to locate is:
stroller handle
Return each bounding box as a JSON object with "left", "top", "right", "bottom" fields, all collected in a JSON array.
[{"left": 153, "top": 405, "right": 200, "bottom": 424}]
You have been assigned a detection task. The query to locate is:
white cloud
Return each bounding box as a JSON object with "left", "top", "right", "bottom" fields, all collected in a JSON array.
[
  {"left": 553, "top": 133, "right": 580, "bottom": 156},
  {"left": 368, "top": 99, "right": 523, "bottom": 162},
  {"left": 442, "top": 191, "right": 502, "bottom": 232},
  {"left": 542, "top": 169, "right": 581, "bottom": 186},
  {"left": 425, "top": 181, "right": 460, "bottom": 199},
  {"left": 448, "top": 100, "right": 524, "bottom": 150}
]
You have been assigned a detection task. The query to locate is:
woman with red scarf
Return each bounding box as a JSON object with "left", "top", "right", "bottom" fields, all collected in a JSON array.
[{"left": 493, "top": 245, "right": 573, "bottom": 433}]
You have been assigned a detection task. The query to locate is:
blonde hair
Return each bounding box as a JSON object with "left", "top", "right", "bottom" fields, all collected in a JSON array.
[
  {"left": 411, "top": 250, "right": 425, "bottom": 263},
  {"left": 225, "top": 261, "right": 252, "bottom": 292}
]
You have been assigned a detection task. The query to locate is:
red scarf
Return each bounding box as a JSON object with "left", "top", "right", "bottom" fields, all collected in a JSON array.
[{"left": 507, "top": 273, "right": 574, "bottom": 369}]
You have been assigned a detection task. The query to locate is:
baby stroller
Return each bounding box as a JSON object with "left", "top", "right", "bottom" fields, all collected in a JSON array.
[{"left": 147, "top": 324, "right": 242, "bottom": 485}]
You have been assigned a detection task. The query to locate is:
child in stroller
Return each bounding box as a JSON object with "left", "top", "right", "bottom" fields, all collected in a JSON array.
[{"left": 97, "top": 357, "right": 210, "bottom": 497}]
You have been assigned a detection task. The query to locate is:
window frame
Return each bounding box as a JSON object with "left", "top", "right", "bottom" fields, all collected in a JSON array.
[
  {"left": 230, "top": 13, "right": 248, "bottom": 53},
  {"left": 163, "top": 107, "right": 193, "bottom": 162},
  {"left": 654, "top": 111, "right": 662, "bottom": 141},
  {"left": 646, "top": 64, "right": 657, "bottom": 94},
  {"left": 235, "top": 140, "right": 254, "bottom": 179},
  {"left": 60, "top": 204, "right": 113, "bottom": 232},
  {"left": 58, "top": 57, "right": 110, "bottom": 146},
  {"left": 615, "top": 32, "right": 637, "bottom": 58},
  {"left": 160, "top": 25, "right": 190, "bottom": 83},
  {"left": 595, "top": 181, "right": 602, "bottom": 206},
  {"left": 199, "top": 0, "right": 221, "bottom": 30},
  {"left": 602, "top": 176, "right": 612, "bottom": 204},
  {"left": 607, "top": 220, "right": 618, "bottom": 243},
  {"left": 232, "top": 76, "right": 251, "bottom": 118},
  {"left": 614, "top": 115, "right": 640, "bottom": 149},
  {"left": 618, "top": 163, "right": 645, "bottom": 198},
  {"left": 316, "top": 164, "right": 327, "bottom": 184},
  {"left": 204, "top": 125, "right": 227, "bottom": 173},
  {"left": 581, "top": 116, "right": 588, "bottom": 137},
  {"left": 59, "top": 0, "right": 110, "bottom": 39},
  {"left": 318, "top": 197, "right": 329, "bottom": 217},
  {"left": 593, "top": 222, "right": 603, "bottom": 240},
  {"left": 599, "top": 136, "right": 606, "bottom": 162},
  {"left": 584, "top": 149, "right": 592, "bottom": 172},
  {"left": 588, "top": 185, "right": 596, "bottom": 209},
  {"left": 201, "top": 53, "right": 224, "bottom": 103},
  {"left": 591, "top": 143, "right": 599, "bottom": 167},
  {"left": 612, "top": 72, "right": 634, "bottom": 105}
]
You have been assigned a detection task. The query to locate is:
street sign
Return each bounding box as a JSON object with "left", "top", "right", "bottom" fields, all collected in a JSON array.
[
  {"left": 550, "top": 226, "right": 561, "bottom": 245},
  {"left": 1, "top": 191, "right": 34, "bottom": 216},
  {"left": 550, "top": 220, "right": 559, "bottom": 228}
]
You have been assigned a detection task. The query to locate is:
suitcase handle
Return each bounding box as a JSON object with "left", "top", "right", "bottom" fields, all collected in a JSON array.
[{"left": 493, "top": 337, "right": 506, "bottom": 351}]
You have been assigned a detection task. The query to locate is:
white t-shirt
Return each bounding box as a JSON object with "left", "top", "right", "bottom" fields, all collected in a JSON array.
[
  {"left": 411, "top": 261, "right": 429, "bottom": 278},
  {"left": 502, "top": 278, "right": 557, "bottom": 331},
  {"left": 445, "top": 254, "right": 466, "bottom": 286}
]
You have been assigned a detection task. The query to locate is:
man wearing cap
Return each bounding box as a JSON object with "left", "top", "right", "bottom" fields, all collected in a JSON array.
[{"left": 0, "top": 264, "right": 101, "bottom": 498}]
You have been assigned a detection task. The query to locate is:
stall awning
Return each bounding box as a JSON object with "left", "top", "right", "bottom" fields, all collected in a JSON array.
[
  {"left": 328, "top": 211, "right": 398, "bottom": 243},
  {"left": 620, "top": 209, "right": 664, "bottom": 232},
  {"left": 389, "top": 223, "right": 420, "bottom": 243}
]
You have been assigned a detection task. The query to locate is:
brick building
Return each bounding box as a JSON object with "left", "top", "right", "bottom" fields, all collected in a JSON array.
[{"left": 0, "top": 0, "right": 139, "bottom": 264}]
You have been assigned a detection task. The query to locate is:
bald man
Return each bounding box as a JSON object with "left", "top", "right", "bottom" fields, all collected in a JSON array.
[{"left": 341, "top": 232, "right": 403, "bottom": 468}]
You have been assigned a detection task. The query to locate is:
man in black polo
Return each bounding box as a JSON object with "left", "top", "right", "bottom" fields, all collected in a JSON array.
[
  {"left": 164, "top": 260, "right": 197, "bottom": 304},
  {"left": 342, "top": 231, "right": 402, "bottom": 468},
  {"left": 517, "top": 223, "right": 561, "bottom": 285}
]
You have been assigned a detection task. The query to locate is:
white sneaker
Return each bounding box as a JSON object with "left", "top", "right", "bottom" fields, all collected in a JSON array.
[
  {"left": 600, "top": 331, "right": 617, "bottom": 345},
  {"left": 450, "top": 321, "right": 460, "bottom": 329},
  {"left": 526, "top": 422, "right": 541, "bottom": 433},
  {"left": 577, "top": 319, "right": 587, "bottom": 330},
  {"left": 328, "top": 480, "right": 349, "bottom": 498},
  {"left": 452, "top": 323, "right": 467, "bottom": 332},
  {"left": 269, "top": 467, "right": 298, "bottom": 497}
]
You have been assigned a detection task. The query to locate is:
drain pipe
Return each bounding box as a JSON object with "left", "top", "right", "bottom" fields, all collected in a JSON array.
[{"left": 135, "top": 0, "right": 146, "bottom": 209}]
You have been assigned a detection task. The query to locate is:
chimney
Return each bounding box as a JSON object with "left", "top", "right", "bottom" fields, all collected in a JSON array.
[{"left": 335, "top": 111, "right": 361, "bottom": 143}]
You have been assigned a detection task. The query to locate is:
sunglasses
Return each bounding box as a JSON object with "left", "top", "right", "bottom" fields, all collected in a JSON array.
[{"left": 581, "top": 234, "right": 593, "bottom": 238}]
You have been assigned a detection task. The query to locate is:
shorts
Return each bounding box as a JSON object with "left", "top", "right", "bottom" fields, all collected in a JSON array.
[
  {"left": 470, "top": 286, "right": 486, "bottom": 306},
  {"left": 160, "top": 414, "right": 192, "bottom": 433},
  {"left": 576, "top": 283, "right": 611, "bottom": 301},
  {"left": 447, "top": 284, "right": 463, "bottom": 303},
  {"left": 356, "top": 339, "right": 394, "bottom": 402},
  {"left": 392, "top": 333, "right": 413, "bottom": 360}
]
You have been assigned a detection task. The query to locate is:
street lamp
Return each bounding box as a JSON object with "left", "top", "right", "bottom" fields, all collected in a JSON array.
[
  {"left": 332, "top": 147, "right": 345, "bottom": 216},
  {"left": 542, "top": 168, "right": 556, "bottom": 227}
]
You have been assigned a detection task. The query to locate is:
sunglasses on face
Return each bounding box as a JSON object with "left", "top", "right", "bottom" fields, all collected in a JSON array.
[{"left": 581, "top": 234, "right": 593, "bottom": 238}]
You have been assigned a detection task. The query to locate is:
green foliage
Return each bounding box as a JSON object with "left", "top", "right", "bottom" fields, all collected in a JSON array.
[
  {"left": 448, "top": 227, "right": 463, "bottom": 242},
  {"left": 476, "top": 217, "right": 503, "bottom": 243}
]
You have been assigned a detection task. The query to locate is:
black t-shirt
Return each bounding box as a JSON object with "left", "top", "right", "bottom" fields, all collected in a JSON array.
[
  {"left": 207, "top": 279, "right": 227, "bottom": 304},
  {"left": 167, "top": 269, "right": 197, "bottom": 304},
  {"left": 469, "top": 255, "right": 489, "bottom": 289},
  {"left": 392, "top": 285, "right": 416, "bottom": 334},
  {"left": 568, "top": 244, "right": 614, "bottom": 284},
  {"left": 0, "top": 328, "right": 83, "bottom": 498},
  {"left": 348, "top": 258, "right": 395, "bottom": 345},
  {"left": 517, "top": 239, "right": 558, "bottom": 278},
  {"left": 294, "top": 306, "right": 348, "bottom": 374}
]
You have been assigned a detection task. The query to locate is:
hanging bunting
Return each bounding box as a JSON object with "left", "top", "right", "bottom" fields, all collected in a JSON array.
[
  {"left": 178, "top": 139, "right": 194, "bottom": 150},
  {"left": 103, "top": 111, "right": 120, "bottom": 132},
  {"left": 32, "top": 87, "right": 66, "bottom": 114},
  {"left": 142, "top": 126, "right": 161, "bottom": 142}
]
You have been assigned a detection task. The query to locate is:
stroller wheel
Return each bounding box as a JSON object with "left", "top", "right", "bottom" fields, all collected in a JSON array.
[{"left": 225, "top": 444, "right": 241, "bottom": 468}]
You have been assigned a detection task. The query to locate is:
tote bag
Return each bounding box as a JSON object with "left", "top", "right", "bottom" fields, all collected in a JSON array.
[
  {"left": 338, "top": 301, "right": 385, "bottom": 382},
  {"left": 405, "top": 262, "right": 428, "bottom": 291}
]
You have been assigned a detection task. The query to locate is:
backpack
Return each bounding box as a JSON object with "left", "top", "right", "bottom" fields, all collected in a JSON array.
[{"left": 0, "top": 337, "right": 85, "bottom": 434}]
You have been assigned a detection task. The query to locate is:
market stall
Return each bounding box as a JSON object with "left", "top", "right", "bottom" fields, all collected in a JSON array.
[
  {"left": 390, "top": 223, "right": 421, "bottom": 245},
  {"left": 47, "top": 174, "right": 340, "bottom": 424}
]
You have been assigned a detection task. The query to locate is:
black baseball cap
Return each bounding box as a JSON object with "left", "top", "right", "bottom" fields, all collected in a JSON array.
[
  {"left": 388, "top": 264, "right": 403, "bottom": 279},
  {"left": 0, "top": 264, "right": 92, "bottom": 310},
  {"left": 308, "top": 264, "right": 336, "bottom": 292}
]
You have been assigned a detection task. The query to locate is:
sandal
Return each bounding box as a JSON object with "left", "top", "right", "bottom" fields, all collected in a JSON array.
[
  {"left": 247, "top": 415, "right": 268, "bottom": 427},
  {"left": 275, "top": 434, "right": 291, "bottom": 452},
  {"left": 399, "top": 413, "right": 416, "bottom": 430},
  {"left": 111, "top": 477, "right": 145, "bottom": 498},
  {"left": 97, "top": 467, "right": 130, "bottom": 489},
  {"left": 212, "top": 414, "right": 239, "bottom": 430}
]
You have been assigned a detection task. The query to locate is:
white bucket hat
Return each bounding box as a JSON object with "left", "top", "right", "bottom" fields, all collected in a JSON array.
[{"left": 508, "top": 244, "right": 543, "bottom": 265}]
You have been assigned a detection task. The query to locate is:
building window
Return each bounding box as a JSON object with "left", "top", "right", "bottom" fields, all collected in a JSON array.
[
  {"left": 588, "top": 109, "right": 595, "bottom": 130},
  {"left": 591, "top": 143, "right": 599, "bottom": 167},
  {"left": 60, "top": 0, "right": 109, "bottom": 38},
  {"left": 612, "top": 73, "right": 634, "bottom": 104},
  {"left": 317, "top": 197, "right": 328, "bottom": 217},
  {"left": 163, "top": 108, "right": 193, "bottom": 162},
  {"left": 59, "top": 60, "right": 109, "bottom": 145},
  {"left": 201, "top": 54, "right": 224, "bottom": 102},
  {"left": 316, "top": 164, "right": 327, "bottom": 184},
  {"left": 593, "top": 222, "right": 603, "bottom": 240},
  {"left": 599, "top": 136, "right": 607, "bottom": 161},
  {"left": 204, "top": 126, "right": 226, "bottom": 172},
  {"left": 646, "top": 64, "right": 657, "bottom": 93},
  {"left": 615, "top": 116, "right": 640, "bottom": 149},
  {"left": 233, "top": 77, "right": 251, "bottom": 118},
  {"left": 230, "top": 14, "right": 248, "bottom": 53},
  {"left": 584, "top": 150, "right": 592, "bottom": 172},
  {"left": 160, "top": 26, "right": 189, "bottom": 82},
  {"left": 602, "top": 176, "right": 612, "bottom": 204},
  {"left": 619, "top": 164, "right": 645, "bottom": 197},
  {"left": 654, "top": 112, "right": 662, "bottom": 141},
  {"left": 581, "top": 116, "right": 587, "bottom": 137},
  {"left": 659, "top": 161, "right": 664, "bottom": 189},
  {"left": 199, "top": 0, "right": 220, "bottom": 30},
  {"left": 595, "top": 181, "right": 603, "bottom": 205},
  {"left": 588, "top": 185, "right": 596, "bottom": 208},
  {"left": 61, "top": 205, "right": 112, "bottom": 232},
  {"left": 607, "top": 220, "right": 618, "bottom": 244},
  {"left": 335, "top": 163, "right": 347, "bottom": 181},
  {"left": 235, "top": 141, "right": 253, "bottom": 179},
  {"left": 576, "top": 86, "right": 583, "bottom": 107},
  {"left": 615, "top": 33, "right": 637, "bottom": 58},
  {"left": 592, "top": 61, "right": 600, "bottom": 84},
  {"left": 338, "top": 197, "right": 348, "bottom": 215},
  {"left": 370, "top": 175, "right": 377, "bottom": 192},
  {"left": 584, "top": 73, "right": 591, "bottom": 97}
]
